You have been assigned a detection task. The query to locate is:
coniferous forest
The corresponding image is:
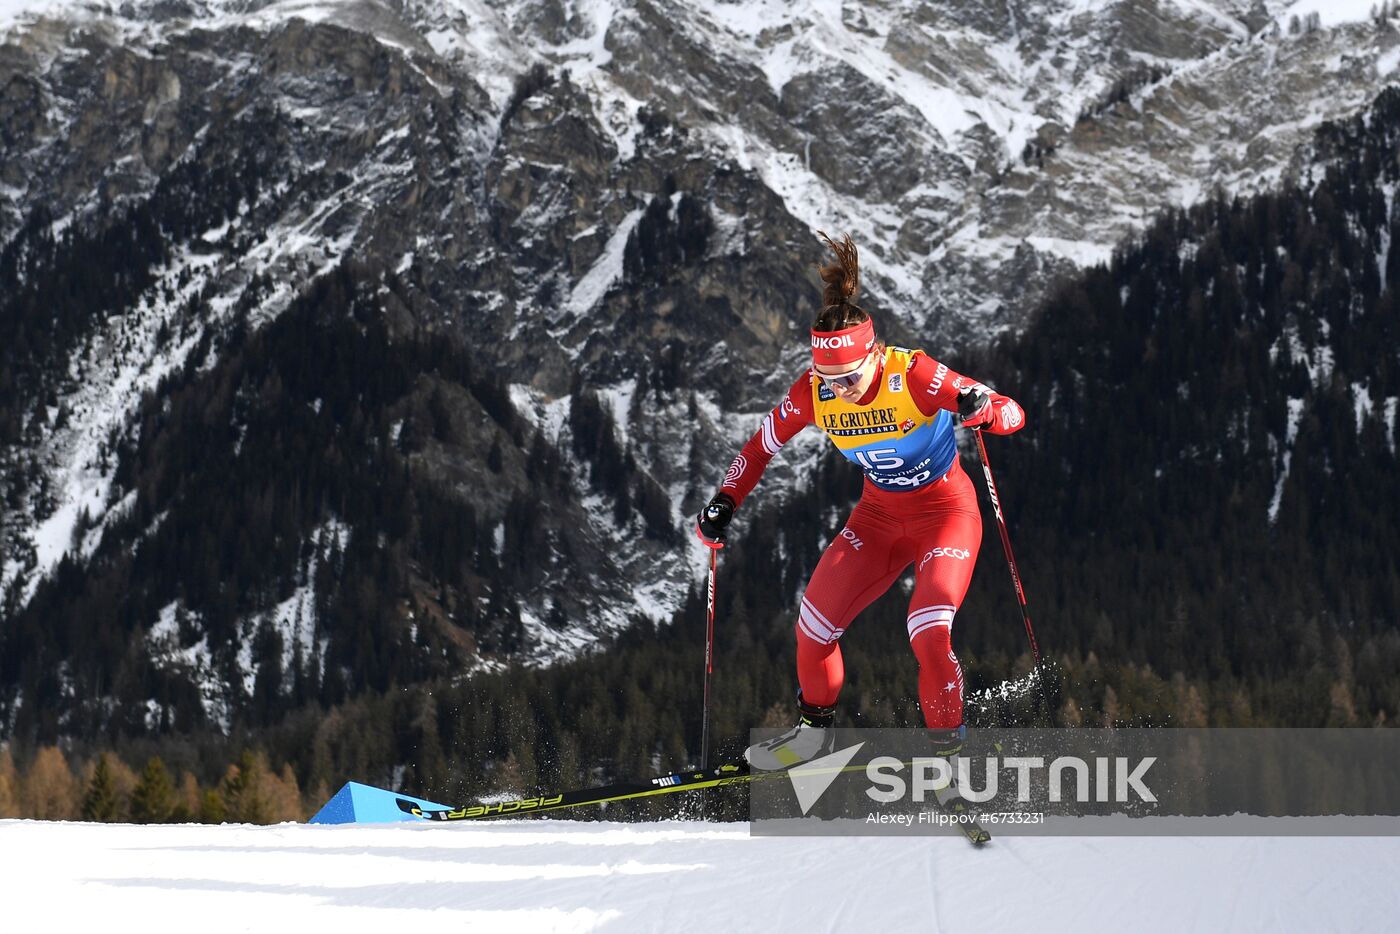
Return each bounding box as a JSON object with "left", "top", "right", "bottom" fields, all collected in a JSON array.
[{"left": 1, "top": 88, "right": 1398, "bottom": 822}]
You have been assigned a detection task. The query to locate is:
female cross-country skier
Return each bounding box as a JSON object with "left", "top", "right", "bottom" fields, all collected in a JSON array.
[{"left": 695, "top": 233, "right": 1026, "bottom": 770}]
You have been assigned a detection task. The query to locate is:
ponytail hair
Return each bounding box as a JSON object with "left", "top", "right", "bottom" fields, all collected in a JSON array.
[{"left": 814, "top": 231, "right": 869, "bottom": 332}]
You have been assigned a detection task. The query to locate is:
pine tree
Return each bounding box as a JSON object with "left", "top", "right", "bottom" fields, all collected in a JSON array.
[
  {"left": 200, "top": 788, "right": 227, "bottom": 824},
  {"left": 223, "top": 750, "right": 278, "bottom": 824},
  {"left": 81, "top": 754, "right": 121, "bottom": 822},
  {"left": 130, "top": 757, "right": 177, "bottom": 823}
]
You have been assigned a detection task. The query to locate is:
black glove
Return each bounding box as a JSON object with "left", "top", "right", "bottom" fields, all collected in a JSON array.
[
  {"left": 957, "top": 387, "right": 993, "bottom": 430},
  {"left": 695, "top": 492, "right": 736, "bottom": 549}
]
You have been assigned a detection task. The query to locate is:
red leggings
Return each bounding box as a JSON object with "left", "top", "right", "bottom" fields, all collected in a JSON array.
[{"left": 795, "top": 459, "right": 982, "bottom": 729}]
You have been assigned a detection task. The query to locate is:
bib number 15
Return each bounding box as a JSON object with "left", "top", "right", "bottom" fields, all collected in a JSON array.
[{"left": 854, "top": 448, "right": 905, "bottom": 471}]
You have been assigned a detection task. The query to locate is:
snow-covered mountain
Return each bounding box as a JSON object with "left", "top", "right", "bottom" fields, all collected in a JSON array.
[
  {"left": 5, "top": 1, "right": 1397, "bottom": 331},
  {"left": 1, "top": 0, "right": 1397, "bottom": 734}
]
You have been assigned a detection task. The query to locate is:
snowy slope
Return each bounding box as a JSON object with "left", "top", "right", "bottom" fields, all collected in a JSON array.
[{"left": 0, "top": 818, "right": 1396, "bottom": 932}]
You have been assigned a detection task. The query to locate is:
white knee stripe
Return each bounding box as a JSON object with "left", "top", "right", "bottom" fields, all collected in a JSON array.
[
  {"left": 907, "top": 605, "right": 956, "bottom": 627},
  {"left": 798, "top": 612, "right": 841, "bottom": 646},
  {"left": 908, "top": 619, "right": 953, "bottom": 642},
  {"left": 801, "top": 596, "right": 837, "bottom": 633},
  {"left": 799, "top": 601, "right": 835, "bottom": 635},
  {"left": 798, "top": 600, "right": 842, "bottom": 645},
  {"left": 907, "top": 605, "right": 956, "bottom": 642},
  {"left": 797, "top": 614, "right": 825, "bottom": 644},
  {"left": 798, "top": 603, "right": 833, "bottom": 636}
]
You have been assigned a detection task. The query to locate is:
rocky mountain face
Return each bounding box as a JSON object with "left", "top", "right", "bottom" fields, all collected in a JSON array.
[{"left": 0, "top": 0, "right": 1397, "bottom": 739}]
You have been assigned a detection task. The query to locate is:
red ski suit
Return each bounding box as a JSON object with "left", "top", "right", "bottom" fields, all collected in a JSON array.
[{"left": 721, "top": 347, "right": 1025, "bottom": 729}]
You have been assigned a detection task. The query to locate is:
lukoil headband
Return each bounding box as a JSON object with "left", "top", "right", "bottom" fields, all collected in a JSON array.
[{"left": 810, "top": 317, "right": 875, "bottom": 367}]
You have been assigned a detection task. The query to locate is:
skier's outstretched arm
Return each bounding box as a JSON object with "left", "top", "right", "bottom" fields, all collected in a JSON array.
[
  {"left": 695, "top": 371, "right": 816, "bottom": 548},
  {"left": 906, "top": 351, "right": 1026, "bottom": 435}
]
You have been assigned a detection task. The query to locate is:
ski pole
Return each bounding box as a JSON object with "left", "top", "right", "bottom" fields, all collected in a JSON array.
[
  {"left": 701, "top": 546, "right": 717, "bottom": 770},
  {"left": 970, "top": 430, "right": 1056, "bottom": 725},
  {"left": 973, "top": 430, "right": 1040, "bottom": 663}
]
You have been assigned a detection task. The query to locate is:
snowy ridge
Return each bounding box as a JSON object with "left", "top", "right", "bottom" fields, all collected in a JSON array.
[
  {"left": 6, "top": 0, "right": 1381, "bottom": 329},
  {"left": 3, "top": 240, "right": 233, "bottom": 603},
  {"left": 677, "top": 0, "right": 1399, "bottom": 331},
  {"left": 1, "top": 175, "right": 366, "bottom": 604},
  {"left": 1, "top": 1, "right": 448, "bottom": 607}
]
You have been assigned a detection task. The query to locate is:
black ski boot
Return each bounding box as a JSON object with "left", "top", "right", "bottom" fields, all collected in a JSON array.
[
  {"left": 927, "top": 723, "right": 967, "bottom": 758},
  {"left": 745, "top": 694, "right": 837, "bottom": 771},
  {"left": 926, "top": 724, "right": 968, "bottom": 807}
]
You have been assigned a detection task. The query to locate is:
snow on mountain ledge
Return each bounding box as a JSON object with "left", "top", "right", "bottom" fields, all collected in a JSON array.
[
  {"left": 1274, "top": 0, "right": 1384, "bottom": 29},
  {"left": 0, "top": 0, "right": 75, "bottom": 31}
]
